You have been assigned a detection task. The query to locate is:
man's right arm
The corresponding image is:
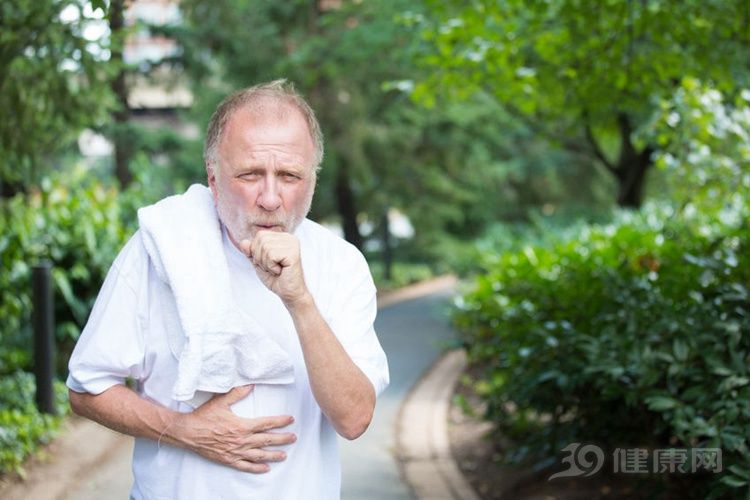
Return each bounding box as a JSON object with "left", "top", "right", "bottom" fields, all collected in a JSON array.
[
  {"left": 69, "top": 384, "right": 296, "bottom": 473},
  {"left": 67, "top": 233, "right": 295, "bottom": 473}
]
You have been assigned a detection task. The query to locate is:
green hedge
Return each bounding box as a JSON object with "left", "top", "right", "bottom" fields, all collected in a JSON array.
[
  {"left": 0, "top": 169, "right": 142, "bottom": 475},
  {"left": 0, "top": 171, "right": 136, "bottom": 375},
  {"left": 0, "top": 372, "right": 69, "bottom": 476},
  {"left": 453, "top": 205, "right": 750, "bottom": 498}
]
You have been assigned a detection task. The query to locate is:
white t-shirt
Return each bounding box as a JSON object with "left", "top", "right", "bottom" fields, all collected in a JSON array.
[{"left": 67, "top": 219, "right": 389, "bottom": 500}]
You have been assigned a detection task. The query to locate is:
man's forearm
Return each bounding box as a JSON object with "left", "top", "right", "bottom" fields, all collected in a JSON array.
[
  {"left": 241, "top": 230, "right": 377, "bottom": 439},
  {"left": 286, "top": 294, "right": 376, "bottom": 440},
  {"left": 69, "top": 384, "right": 297, "bottom": 473},
  {"left": 69, "top": 385, "right": 184, "bottom": 446}
]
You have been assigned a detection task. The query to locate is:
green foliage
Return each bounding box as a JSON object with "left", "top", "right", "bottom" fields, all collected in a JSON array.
[
  {"left": 0, "top": 371, "right": 69, "bottom": 476},
  {"left": 0, "top": 167, "right": 136, "bottom": 375},
  {"left": 414, "top": 0, "right": 750, "bottom": 206},
  {"left": 418, "top": 0, "right": 748, "bottom": 123},
  {"left": 0, "top": 0, "right": 113, "bottom": 190},
  {"left": 172, "top": 0, "right": 600, "bottom": 258},
  {"left": 0, "top": 166, "right": 153, "bottom": 475},
  {"left": 453, "top": 204, "right": 619, "bottom": 276},
  {"left": 645, "top": 78, "right": 750, "bottom": 214},
  {"left": 454, "top": 204, "right": 750, "bottom": 497}
]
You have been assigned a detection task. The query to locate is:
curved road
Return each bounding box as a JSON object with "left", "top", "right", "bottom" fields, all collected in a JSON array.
[
  {"left": 65, "top": 286, "right": 458, "bottom": 500},
  {"left": 340, "top": 287, "right": 458, "bottom": 499}
]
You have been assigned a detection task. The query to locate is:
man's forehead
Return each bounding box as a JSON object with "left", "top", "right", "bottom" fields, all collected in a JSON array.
[
  {"left": 218, "top": 103, "right": 315, "bottom": 166},
  {"left": 234, "top": 98, "right": 302, "bottom": 127},
  {"left": 224, "top": 104, "right": 310, "bottom": 142},
  {"left": 243, "top": 149, "right": 306, "bottom": 166}
]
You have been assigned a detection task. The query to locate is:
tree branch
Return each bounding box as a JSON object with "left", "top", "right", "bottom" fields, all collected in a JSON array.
[
  {"left": 501, "top": 101, "right": 589, "bottom": 157},
  {"left": 582, "top": 110, "right": 616, "bottom": 174}
]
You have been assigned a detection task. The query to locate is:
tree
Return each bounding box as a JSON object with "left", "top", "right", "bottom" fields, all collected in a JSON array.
[
  {"left": 0, "top": 0, "right": 112, "bottom": 197},
  {"left": 174, "top": 0, "right": 429, "bottom": 249},
  {"left": 415, "top": 0, "right": 750, "bottom": 207},
  {"left": 108, "top": 0, "right": 134, "bottom": 188},
  {"left": 167, "top": 0, "right": 612, "bottom": 270}
]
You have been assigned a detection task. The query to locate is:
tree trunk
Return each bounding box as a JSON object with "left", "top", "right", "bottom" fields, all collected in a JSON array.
[
  {"left": 109, "top": 0, "right": 133, "bottom": 188},
  {"left": 335, "top": 163, "right": 363, "bottom": 250},
  {"left": 306, "top": 1, "right": 364, "bottom": 249},
  {"left": 0, "top": 179, "right": 24, "bottom": 199},
  {"left": 614, "top": 149, "right": 652, "bottom": 208},
  {"left": 613, "top": 113, "right": 653, "bottom": 209}
]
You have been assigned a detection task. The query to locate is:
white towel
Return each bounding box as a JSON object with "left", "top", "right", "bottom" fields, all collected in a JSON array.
[{"left": 137, "top": 184, "right": 294, "bottom": 406}]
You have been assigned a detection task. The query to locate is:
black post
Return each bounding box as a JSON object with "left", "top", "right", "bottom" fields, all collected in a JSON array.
[
  {"left": 381, "top": 211, "right": 393, "bottom": 282},
  {"left": 32, "top": 262, "right": 56, "bottom": 415}
]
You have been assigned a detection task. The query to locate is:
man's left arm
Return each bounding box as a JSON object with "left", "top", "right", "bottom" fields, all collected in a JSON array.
[
  {"left": 242, "top": 231, "right": 380, "bottom": 440},
  {"left": 286, "top": 294, "right": 376, "bottom": 440}
]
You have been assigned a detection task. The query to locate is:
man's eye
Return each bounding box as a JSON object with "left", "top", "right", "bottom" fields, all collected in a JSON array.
[{"left": 282, "top": 173, "right": 300, "bottom": 180}]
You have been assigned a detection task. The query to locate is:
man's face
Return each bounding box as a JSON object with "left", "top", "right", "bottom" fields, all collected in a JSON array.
[{"left": 208, "top": 105, "right": 317, "bottom": 245}]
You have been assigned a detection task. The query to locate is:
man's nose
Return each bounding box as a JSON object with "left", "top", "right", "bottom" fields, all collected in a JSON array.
[{"left": 257, "top": 175, "right": 282, "bottom": 211}]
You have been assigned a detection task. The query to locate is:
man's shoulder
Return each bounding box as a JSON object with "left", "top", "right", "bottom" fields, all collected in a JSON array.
[
  {"left": 299, "top": 219, "right": 362, "bottom": 260},
  {"left": 298, "top": 219, "right": 374, "bottom": 297},
  {"left": 298, "top": 219, "right": 372, "bottom": 279},
  {"left": 109, "top": 230, "right": 150, "bottom": 284}
]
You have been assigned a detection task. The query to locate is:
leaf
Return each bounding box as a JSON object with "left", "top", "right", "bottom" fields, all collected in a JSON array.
[
  {"left": 720, "top": 475, "right": 748, "bottom": 488},
  {"left": 645, "top": 396, "right": 680, "bottom": 411},
  {"left": 673, "top": 339, "right": 688, "bottom": 362},
  {"left": 728, "top": 465, "right": 750, "bottom": 481},
  {"left": 90, "top": 0, "right": 108, "bottom": 14}
]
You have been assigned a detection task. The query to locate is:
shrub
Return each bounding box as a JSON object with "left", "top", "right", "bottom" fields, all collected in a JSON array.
[
  {"left": 0, "top": 168, "right": 138, "bottom": 376},
  {"left": 0, "top": 371, "right": 69, "bottom": 475},
  {"left": 0, "top": 168, "right": 149, "bottom": 475},
  {"left": 453, "top": 204, "right": 750, "bottom": 498}
]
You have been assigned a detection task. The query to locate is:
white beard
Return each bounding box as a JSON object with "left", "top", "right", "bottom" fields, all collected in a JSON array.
[{"left": 214, "top": 185, "right": 314, "bottom": 242}]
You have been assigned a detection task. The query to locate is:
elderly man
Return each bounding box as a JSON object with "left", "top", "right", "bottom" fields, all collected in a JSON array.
[{"left": 67, "top": 80, "right": 389, "bottom": 499}]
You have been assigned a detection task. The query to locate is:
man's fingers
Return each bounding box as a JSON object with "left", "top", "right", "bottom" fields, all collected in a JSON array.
[
  {"left": 229, "top": 460, "right": 271, "bottom": 474},
  {"left": 248, "top": 232, "right": 296, "bottom": 276},
  {"left": 256, "top": 262, "right": 283, "bottom": 276},
  {"left": 239, "top": 239, "right": 252, "bottom": 257},
  {"left": 246, "top": 448, "right": 288, "bottom": 463},
  {"left": 250, "top": 414, "right": 295, "bottom": 433},
  {"left": 217, "top": 384, "right": 254, "bottom": 405},
  {"left": 251, "top": 431, "right": 297, "bottom": 448},
  {"left": 222, "top": 434, "right": 293, "bottom": 473}
]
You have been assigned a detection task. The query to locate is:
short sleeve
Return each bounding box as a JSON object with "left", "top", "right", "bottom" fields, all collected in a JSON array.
[
  {"left": 327, "top": 249, "right": 389, "bottom": 397},
  {"left": 66, "top": 235, "right": 147, "bottom": 395}
]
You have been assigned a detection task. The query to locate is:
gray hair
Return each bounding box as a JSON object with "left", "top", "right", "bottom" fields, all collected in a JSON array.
[{"left": 203, "top": 79, "right": 324, "bottom": 172}]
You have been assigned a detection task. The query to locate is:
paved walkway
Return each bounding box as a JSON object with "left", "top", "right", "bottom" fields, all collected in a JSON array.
[
  {"left": 340, "top": 285, "right": 459, "bottom": 499},
  {"left": 6, "top": 279, "right": 459, "bottom": 500}
]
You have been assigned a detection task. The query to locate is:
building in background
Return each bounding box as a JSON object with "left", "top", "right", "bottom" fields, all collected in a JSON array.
[
  {"left": 79, "top": 0, "right": 196, "bottom": 159},
  {"left": 124, "top": 0, "right": 192, "bottom": 113}
]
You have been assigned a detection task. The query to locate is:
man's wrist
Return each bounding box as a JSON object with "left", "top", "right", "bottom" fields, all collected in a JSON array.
[
  {"left": 161, "top": 411, "right": 191, "bottom": 450},
  {"left": 283, "top": 289, "right": 315, "bottom": 314}
]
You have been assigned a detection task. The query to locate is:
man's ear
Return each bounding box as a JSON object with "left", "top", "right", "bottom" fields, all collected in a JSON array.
[{"left": 206, "top": 162, "right": 218, "bottom": 199}]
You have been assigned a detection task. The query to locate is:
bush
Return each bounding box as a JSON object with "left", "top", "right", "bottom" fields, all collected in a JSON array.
[
  {"left": 0, "top": 168, "right": 139, "bottom": 375},
  {"left": 453, "top": 204, "right": 750, "bottom": 498},
  {"left": 0, "top": 371, "right": 69, "bottom": 475},
  {"left": 0, "top": 168, "right": 151, "bottom": 475}
]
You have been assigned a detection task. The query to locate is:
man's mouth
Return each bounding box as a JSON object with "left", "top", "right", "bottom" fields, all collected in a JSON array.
[{"left": 255, "top": 223, "right": 283, "bottom": 231}]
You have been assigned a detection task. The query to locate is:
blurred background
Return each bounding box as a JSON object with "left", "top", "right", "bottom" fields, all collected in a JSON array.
[{"left": 1, "top": 0, "right": 749, "bottom": 498}]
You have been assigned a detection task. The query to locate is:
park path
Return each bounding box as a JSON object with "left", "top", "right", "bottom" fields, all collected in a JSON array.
[
  {"left": 63, "top": 280, "right": 459, "bottom": 500},
  {"left": 340, "top": 285, "right": 459, "bottom": 499}
]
